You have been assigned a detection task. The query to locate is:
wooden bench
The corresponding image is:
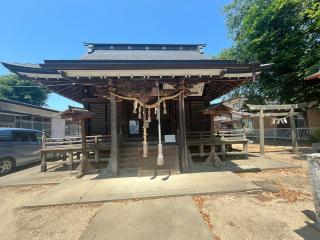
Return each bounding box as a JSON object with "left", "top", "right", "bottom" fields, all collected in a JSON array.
[{"left": 220, "top": 129, "right": 248, "bottom": 159}]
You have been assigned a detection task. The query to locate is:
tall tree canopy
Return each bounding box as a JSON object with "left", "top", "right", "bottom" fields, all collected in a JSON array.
[
  {"left": 0, "top": 74, "right": 49, "bottom": 106},
  {"left": 220, "top": 0, "right": 320, "bottom": 104}
]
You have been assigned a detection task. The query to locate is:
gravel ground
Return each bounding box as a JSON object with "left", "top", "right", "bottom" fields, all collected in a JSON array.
[{"left": 193, "top": 143, "right": 320, "bottom": 240}]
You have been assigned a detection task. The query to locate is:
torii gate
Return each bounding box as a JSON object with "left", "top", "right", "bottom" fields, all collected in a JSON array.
[{"left": 247, "top": 103, "right": 308, "bottom": 155}]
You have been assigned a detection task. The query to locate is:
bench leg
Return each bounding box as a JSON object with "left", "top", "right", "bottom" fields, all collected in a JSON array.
[
  {"left": 221, "top": 143, "right": 226, "bottom": 160},
  {"left": 199, "top": 144, "right": 204, "bottom": 157},
  {"left": 68, "top": 151, "right": 73, "bottom": 170},
  {"left": 244, "top": 143, "right": 248, "bottom": 159},
  {"left": 62, "top": 152, "right": 67, "bottom": 161},
  {"left": 41, "top": 152, "right": 47, "bottom": 172},
  {"left": 95, "top": 150, "right": 99, "bottom": 162}
]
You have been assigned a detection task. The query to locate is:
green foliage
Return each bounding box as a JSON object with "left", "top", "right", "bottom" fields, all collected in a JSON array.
[
  {"left": 0, "top": 74, "right": 49, "bottom": 106},
  {"left": 220, "top": 0, "right": 320, "bottom": 104},
  {"left": 310, "top": 129, "right": 320, "bottom": 143}
]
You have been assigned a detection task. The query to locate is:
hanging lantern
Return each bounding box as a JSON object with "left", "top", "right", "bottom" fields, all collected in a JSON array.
[{"left": 163, "top": 101, "right": 167, "bottom": 115}]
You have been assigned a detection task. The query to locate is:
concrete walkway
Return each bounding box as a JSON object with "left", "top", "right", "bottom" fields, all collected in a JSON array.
[
  {"left": 80, "top": 196, "right": 212, "bottom": 240},
  {"left": 24, "top": 171, "right": 261, "bottom": 207},
  {"left": 222, "top": 157, "right": 300, "bottom": 173}
]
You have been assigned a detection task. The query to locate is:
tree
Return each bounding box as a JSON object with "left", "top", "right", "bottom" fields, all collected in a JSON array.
[
  {"left": 0, "top": 74, "right": 49, "bottom": 106},
  {"left": 220, "top": 0, "right": 320, "bottom": 104}
]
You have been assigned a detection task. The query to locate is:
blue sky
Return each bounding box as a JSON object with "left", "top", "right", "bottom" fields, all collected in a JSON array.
[{"left": 0, "top": 0, "right": 232, "bottom": 110}]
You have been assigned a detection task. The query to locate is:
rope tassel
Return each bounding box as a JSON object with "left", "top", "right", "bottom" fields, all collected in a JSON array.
[
  {"left": 142, "top": 108, "right": 148, "bottom": 158},
  {"left": 163, "top": 101, "right": 167, "bottom": 114},
  {"left": 133, "top": 100, "right": 138, "bottom": 114},
  {"left": 156, "top": 82, "right": 164, "bottom": 166},
  {"left": 138, "top": 106, "right": 142, "bottom": 119},
  {"left": 148, "top": 108, "right": 151, "bottom": 122}
]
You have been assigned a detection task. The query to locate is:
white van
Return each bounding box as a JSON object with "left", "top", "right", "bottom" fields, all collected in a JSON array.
[{"left": 0, "top": 128, "right": 42, "bottom": 175}]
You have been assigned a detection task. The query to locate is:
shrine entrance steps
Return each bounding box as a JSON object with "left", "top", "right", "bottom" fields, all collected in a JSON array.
[{"left": 119, "top": 144, "right": 180, "bottom": 177}]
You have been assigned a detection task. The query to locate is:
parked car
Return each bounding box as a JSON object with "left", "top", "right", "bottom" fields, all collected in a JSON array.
[{"left": 0, "top": 128, "right": 43, "bottom": 175}]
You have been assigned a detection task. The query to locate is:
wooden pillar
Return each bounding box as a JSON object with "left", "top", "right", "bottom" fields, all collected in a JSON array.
[
  {"left": 110, "top": 94, "right": 119, "bottom": 174},
  {"left": 259, "top": 109, "right": 265, "bottom": 155},
  {"left": 40, "top": 132, "right": 47, "bottom": 172},
  {"left": 80, "top": 120, "right": 88, "bottom": 175},
  {"left": 290, "top": 108, "right": 298, "bottom": 153},
  {"left": 210, "top": 115, "right": 215, "bottom": 156},
  {"left": 179, "top": 93, "right": 189, "bottom": 169}
]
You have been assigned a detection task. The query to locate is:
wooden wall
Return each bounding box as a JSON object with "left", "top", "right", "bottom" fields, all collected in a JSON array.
[
  {"left": 87, "top": 101, "right": 122, "bottom": 135},
  {"left": 86, "top": 96, "right": 211, "bottom": 137},
  {"left": 307, "top": 107, "right": 320, "bottom": 127},
  {"left": 184, "top": 97, "right": 210, "bottom": 132}
]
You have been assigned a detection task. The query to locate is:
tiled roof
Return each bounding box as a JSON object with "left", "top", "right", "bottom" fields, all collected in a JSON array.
[
  {"left": 81, "top": 43, "right": 210, "bottom": 60},
  {"left": 81, "top": 50, "right": 211, "bottom": 60}
]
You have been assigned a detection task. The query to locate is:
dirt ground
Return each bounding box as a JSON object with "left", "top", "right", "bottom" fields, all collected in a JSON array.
[
  {"left": 0, "top": 185, "right": 102, "bottom": 240},
  {"left": 0, "top": 143, "right": 319, "bottom": 240},
  {"left": 193, "top": 143, "right": 320, "bottom": 240}
]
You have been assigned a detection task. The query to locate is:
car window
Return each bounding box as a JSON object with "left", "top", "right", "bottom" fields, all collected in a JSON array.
[
  {"left": 12, "top": 131, "right": 38, "bottom": 142},
  {"left": 0, "top": 130, "right": 13, "bottom": 142}
]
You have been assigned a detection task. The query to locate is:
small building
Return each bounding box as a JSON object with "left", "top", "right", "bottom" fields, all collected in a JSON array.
[
  {"left": 0, "top": 98, "right": 80, "bottom": 137},
  {"left": 2, "top": 43, "right": 268, "bottom": 174}
]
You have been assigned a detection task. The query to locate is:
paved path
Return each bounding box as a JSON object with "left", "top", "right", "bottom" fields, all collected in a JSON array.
[
  {"left": 80, "top": 196, "right": 212, "bottom": 240},
  {"left": 24, "top": 171, "right": 261, "bottom": 207},
  {"left": 222, "top": 158, "right": 299, "bottom": 173}
]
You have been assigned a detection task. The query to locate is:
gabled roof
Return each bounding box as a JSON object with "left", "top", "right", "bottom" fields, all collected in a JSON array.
[
  {"left": 1, "top": 43, "right": 271, "bottom": 103},
  {"left": 203, "top": 102, "right": 233, "bottom": 115}
]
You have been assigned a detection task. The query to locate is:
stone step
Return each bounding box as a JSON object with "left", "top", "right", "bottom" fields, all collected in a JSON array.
[{"left": 138, "top": 168, "right": 180, "bottom": 177}]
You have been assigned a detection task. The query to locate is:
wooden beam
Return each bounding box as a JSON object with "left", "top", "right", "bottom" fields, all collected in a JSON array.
[
  {"left": 247, "top": 103, "right": 308, "bottom": 111},
  {"left": 259, "top": 109, "right": 265, "bottom": 155},
  {"left": 250, "top": 112, "right": 298, "bottom": 117},
  {"left": 110, "top": 93, "right": 119, "bottom": 174}
]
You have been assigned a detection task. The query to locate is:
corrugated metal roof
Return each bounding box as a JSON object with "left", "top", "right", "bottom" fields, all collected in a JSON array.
[
  {"left": 0, "top": 98, "right": 59, "bottom": 113},
  {"left": 81, "top": 50, "right": 211, "bottom": 60}
]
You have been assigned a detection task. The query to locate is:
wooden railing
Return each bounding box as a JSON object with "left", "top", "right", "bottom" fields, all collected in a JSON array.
[
  {"left": 186, "top": 131, "right": 211, "bottom": 141},
  {"left": 43, "top": 135, "right": 119, "bottom": 148},
  {"left": 220, "top": 129, "right": 247, "bottom": 142}
]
